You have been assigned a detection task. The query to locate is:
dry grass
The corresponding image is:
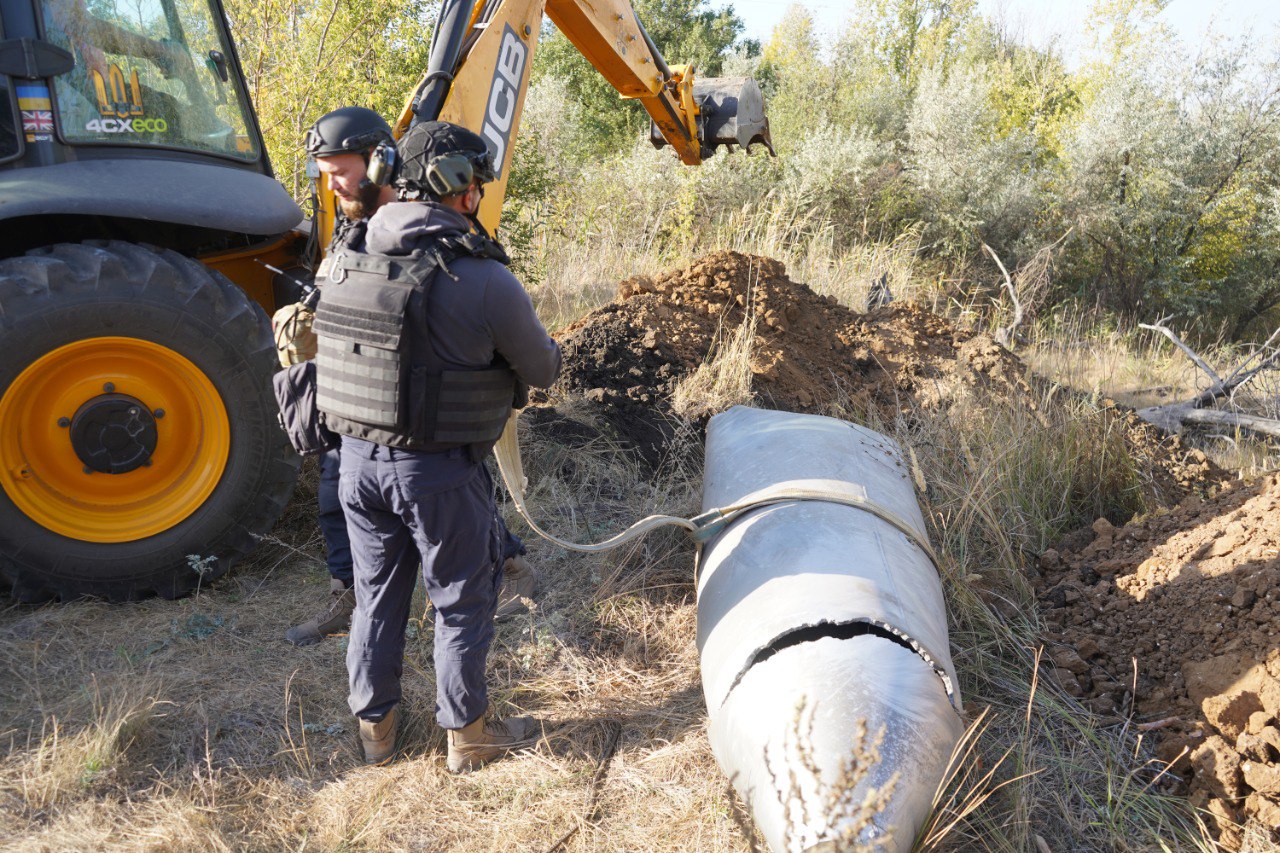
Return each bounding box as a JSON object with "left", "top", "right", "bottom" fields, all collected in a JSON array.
[
  {"left": 671, "top": 315, "right": 758, "bottom": 420},
  {"left": 1023, "top": 313, "right": 1280, "bottom": 475},
  {"left": 1023, "top": 315, "right": 1213, "bottom": 411},
  {"left": 0, "top": 419, "right": 745, "bottom": 852},
  {"left": 4, "top": 238, "right": 1275, "bottom": 849},
  {"left": 1, "top": 380, "right": 1231, "bottom": 851}
]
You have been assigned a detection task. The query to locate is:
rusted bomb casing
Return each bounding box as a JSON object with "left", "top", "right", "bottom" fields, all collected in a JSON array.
[{"left": 697, "top": 406, "right": 964, "bottom": 852}]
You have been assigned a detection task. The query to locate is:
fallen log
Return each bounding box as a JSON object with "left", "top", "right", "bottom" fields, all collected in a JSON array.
[
  {"left": 1179, "top": 407, "right": 1280, "bottom": 438},
  {"left": 1135, "top": 320, "right": 1280, "bottom": 439}
]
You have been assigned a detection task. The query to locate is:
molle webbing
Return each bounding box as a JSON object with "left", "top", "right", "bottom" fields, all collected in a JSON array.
[
  {"left": 313, "top": 246, "right": 517, "bottom": 451},
  {"left": 312, "top": 255, "right": 423, "bottom": 430},
  {"left": 436, "top": 368, "right": 516, "bottom": 443}
]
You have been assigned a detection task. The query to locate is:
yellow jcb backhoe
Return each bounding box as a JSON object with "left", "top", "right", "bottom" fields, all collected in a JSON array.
[{"left": 0, "top": 0, "right": 771, "bottom": 601}]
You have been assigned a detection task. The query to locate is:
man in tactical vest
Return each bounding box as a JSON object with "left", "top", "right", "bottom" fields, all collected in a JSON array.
[
  {"left": 313, "top": 120, "right": 561, "bottom": 770},
  {"left": 280, "top": 105, "right": 395, "bottom": 646},
  {"left": 283, "top": 108, "right": 538, "bottom": 647}
]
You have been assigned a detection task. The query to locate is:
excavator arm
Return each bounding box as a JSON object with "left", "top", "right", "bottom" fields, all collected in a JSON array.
[{"left": 312, "top": 0, "right": 771, "bottom": 243}]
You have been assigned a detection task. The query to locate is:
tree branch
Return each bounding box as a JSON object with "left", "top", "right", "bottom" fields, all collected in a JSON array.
[
  {"left": 983, "top": 243, "right": 1022, "bottom": 350},
  {"left": 1138, "top": 318, "right": 1222, "bottom": 385},
  {"left": 1180, "top": 408, "right": 1280, "bottom": 438},
  {"left": 1135, "top": 322, "right": 1280, "bottom": 439}
]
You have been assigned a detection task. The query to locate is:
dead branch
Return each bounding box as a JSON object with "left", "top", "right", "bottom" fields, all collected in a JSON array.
[
  {"left": 1219, "top": 325, "right": 1280, "bottom": 400},
  {"left": 1012, "top": 229, "right": 1072, "bottom": 320},
  {"left": 983, "top": 243, "right": 1021, "bottom": 350},
  {"left": 1135, "top": 321, "right": 1280, "bottom": 439},
  {"left": 1178, "top": 408, "right": 1280, "bottom": 438},
  {"left": 1138, "top": 318, "right": 1221, "bottom": 385},
  {"left": 1136, "top": 716, "right": 1182, "bottom": 732}
]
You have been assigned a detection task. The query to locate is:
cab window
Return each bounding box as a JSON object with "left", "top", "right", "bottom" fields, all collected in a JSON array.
[
  {"left": 0, "top": 15, "right": 18, "bottom": 160},
  {"left": 40, "top": 0, "right": 258, "bottom": 159}
]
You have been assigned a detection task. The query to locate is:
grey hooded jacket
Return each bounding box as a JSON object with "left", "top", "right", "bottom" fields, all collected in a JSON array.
[{"left": 363, "top": 201, "right": 561, "bottom": 390}]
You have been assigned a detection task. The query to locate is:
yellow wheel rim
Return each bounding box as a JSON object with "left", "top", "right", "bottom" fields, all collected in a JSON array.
[{"left": 0, "top": 337, "right": 230, "bottom": 543}]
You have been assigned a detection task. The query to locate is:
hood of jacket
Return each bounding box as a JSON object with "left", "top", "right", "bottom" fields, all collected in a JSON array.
[{"left": 363, "top": 201, "right": 472, "bottom": 256}]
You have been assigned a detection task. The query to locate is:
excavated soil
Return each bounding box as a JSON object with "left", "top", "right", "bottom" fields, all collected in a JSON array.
[
  {"left": 547, "top": 251, "right": 1038, "bottom": 457},
  {"left": 1038, "top": 475, "right": 1280, "bottom": 846},
  {"left": 543, "top": 251, "right": 1222, "bottom": 505},
  {"left": 1102, "top": 401, "right": 1224, "bottom": 507},
  {"left": 550, "top": 251, "right": 1039, "bottom": 440}
]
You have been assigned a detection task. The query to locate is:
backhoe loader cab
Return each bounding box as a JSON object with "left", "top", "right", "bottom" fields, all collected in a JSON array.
[{"left": 0, "top": 0, "right": 305, "bottom": 601}]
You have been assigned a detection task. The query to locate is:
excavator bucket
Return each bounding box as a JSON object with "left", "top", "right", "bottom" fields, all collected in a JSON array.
[{"left": 651, "top": 76, "right": 776, "bottom": 158}]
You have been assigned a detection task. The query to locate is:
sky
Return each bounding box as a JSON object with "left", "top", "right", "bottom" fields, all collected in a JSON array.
[{"left": 712, "top": 0, "right": 1280, "bottom": 58}]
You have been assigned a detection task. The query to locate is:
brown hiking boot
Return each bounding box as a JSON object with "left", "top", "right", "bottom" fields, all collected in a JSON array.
[
  {"left": 285, "top": 579, "right": 355, "bottom": 646},
  {"left": 446, "top": 708, "right": 535, "bottom": 773},
  {"left": 495, "top": 556, "right": 539, "bottom": 622},
  {"left": 358, "top": 706, "right": 399, "bottom": 765}
]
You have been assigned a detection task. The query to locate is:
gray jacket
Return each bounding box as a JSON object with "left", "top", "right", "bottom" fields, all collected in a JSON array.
[{"left": 364, "top": 202, "right": 561, "bottom": 390}]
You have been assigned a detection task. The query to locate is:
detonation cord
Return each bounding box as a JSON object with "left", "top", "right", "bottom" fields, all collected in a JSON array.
[{"left": 493, "top": 412, "right": 941, "bottom": 569}]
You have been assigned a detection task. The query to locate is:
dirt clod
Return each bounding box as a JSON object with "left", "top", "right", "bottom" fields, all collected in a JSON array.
[{"left": 1038, "top": 473, "right": 1280, "bottom": 845}]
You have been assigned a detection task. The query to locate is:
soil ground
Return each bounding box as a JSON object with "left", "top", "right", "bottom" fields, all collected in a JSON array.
[{"left": 1038, "top": 475, "right": 1280, "bottom": 847}]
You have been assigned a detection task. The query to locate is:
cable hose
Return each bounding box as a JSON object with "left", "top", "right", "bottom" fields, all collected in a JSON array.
[{"left": 493, "top": 412, "right": 941, "bottom": 569}]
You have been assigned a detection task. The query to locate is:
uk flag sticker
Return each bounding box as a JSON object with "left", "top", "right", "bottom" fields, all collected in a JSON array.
[{"left": 21, "top": 110, "right": 53, "bottom": 133}]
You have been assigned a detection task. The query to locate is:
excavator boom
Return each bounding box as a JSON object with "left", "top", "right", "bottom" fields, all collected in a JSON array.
[{"left": 381, "top": 0, "right": 773, "bottom": 236}]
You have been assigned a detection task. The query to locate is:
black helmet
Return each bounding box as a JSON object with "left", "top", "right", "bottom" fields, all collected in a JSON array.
[
  {"left": 305, "top": 106, "right": 393, "bottom": 157},
  {"left": 394, "top": 120, "right": 496, "bottom": 200}
]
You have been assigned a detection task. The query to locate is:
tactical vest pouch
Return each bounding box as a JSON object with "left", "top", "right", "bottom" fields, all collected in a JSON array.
[
  {"left": 433, "top": 367, "right": 517, "bottom": 444},
  {"left": 272, "top": 360, "right": 339, "bottom": 457},
  {"left": 313, "top": 254, "right": 425, "bottom": 430}
]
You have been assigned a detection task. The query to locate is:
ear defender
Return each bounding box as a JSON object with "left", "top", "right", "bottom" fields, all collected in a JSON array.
[
  {"left": 424, "top": 152, "right": 476, "bottom": 198},
  {"left": 367, "top": 141, "right": 397, "bottom": 187}
]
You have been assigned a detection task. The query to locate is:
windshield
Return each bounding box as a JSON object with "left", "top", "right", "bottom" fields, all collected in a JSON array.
[{"left": 40, "top": 0, "right": 258, "bottom": 159}]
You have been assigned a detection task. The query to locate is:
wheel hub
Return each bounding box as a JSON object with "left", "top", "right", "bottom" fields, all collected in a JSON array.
[{"left": 69, "top": 393, "right": 158, "bottom": 474}]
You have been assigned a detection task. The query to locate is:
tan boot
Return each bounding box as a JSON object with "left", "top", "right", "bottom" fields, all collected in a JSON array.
[
  {"left": 285, "top": 579, "right": 355, "bottom": 646},
  {"left": 359, "top": 706, "right": 399, "bottom": 765},
  {"left": 495, "top": 556, "right": 539, "bottom": 622},
  {"left": 446, "top": 709, "right": 534, "bottom": 773}
]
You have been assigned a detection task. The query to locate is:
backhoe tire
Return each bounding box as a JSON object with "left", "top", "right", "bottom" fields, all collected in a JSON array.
[{"left": 0, "top": 241, "right": 300, "bottom": 601}]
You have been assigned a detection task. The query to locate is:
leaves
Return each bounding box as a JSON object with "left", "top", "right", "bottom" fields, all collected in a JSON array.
[{"left": 224, "top": 0, "right": 438, "bottom": 197}]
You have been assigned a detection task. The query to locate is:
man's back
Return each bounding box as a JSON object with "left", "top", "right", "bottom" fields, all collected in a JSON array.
[{"left": 363, "top": 201, "right": 559, "bottom": 390}]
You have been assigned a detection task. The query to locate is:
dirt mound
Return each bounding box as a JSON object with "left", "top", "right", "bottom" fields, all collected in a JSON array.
[
  {"left": 549, "top": 251, "right": 1038, "bottom": 460},
  {"left": 1037, "top": 474, "right": 1280, "bottom": 846},
  {"left": 1102, "top": 401, "right": 1225, "bottom": 506},
  {"left": 546, "top": 251, "right": 1223, "bottom": 504}
]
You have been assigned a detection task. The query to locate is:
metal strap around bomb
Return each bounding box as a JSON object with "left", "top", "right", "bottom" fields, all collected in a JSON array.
[{"left": 492, "top": 412, "right": 941, "bottom": 569}]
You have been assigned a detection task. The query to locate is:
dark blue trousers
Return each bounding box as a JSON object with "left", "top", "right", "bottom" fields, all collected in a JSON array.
[
  {"left": 339, "top": 437, "right": 503, "bottom": 729},
  {"left": 318, "top": 448, "right": 354, "bottom": 586},
  {"left": 322, "top": 447, "right": 520, "bottom": 589}
]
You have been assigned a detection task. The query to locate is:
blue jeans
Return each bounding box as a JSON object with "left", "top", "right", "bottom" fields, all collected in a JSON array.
[{"left": 318, "top": 448, "right": 354, "bottom": 586}]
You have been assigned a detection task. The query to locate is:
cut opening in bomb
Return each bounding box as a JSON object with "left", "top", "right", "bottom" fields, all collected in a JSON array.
[
  {"left": 724, "top": 619, "right": 959, "bottom": 710},
  {"left": 752, "top": 621, "right": 916, "bottom": 666}
]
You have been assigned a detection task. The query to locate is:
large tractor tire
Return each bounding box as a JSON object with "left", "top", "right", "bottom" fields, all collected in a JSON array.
[{"left": 0, "top": 241, "right": 300, "bottom": 601}]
